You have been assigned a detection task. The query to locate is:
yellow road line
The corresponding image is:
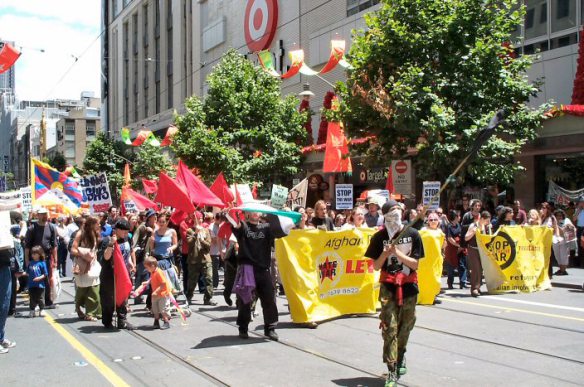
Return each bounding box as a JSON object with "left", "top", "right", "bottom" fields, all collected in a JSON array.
[
  {"left": 442, "top": 298, "right": 584, "bottom": 322},
  {"left": 44, "top": 314, "right": 130, "bottom": 387}
]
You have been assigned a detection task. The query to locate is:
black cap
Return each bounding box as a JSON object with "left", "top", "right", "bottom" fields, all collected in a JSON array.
[
  {"left": 115, "top": 219, "right": 131, "bottom": 231},
  {"left": 145, "top": 209, "right": 156, "bottom": 219},
  {"left": 381, "top": 199, "right": 400, "bottom": 215}
]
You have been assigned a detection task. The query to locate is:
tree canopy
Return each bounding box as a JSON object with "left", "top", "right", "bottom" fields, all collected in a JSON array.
[
  {"left": 172, "top": 49, "right": 307, "bottom": 184},
  {"left": 339, "top": 0, "right": 550, "bottom": 186}
]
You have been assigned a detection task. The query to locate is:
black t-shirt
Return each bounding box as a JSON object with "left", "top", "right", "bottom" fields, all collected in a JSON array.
[
  {"left": 446, "top": 223, "right": 461, "bottom": 240},
  {"left": 232, "top": 221, "right": 274, "bottom": 270},
  {"left": 310, "top": 216, "right": 335, "bottom": 231},
  {"left": 25, "top": 222, "right": 57, "bottom": 255},
  {"left": 365, "top": 226, "right": 424, "bottom": 298}
]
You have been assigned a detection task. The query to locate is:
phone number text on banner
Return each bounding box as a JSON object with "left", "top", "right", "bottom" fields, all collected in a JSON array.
[
  {"left": 275, "top": 228, "right": 379, "bottom": 323},
  {"left": 79, "top": 173, "right": 113, "bottom": 214},
  {"left": 476, "top": 226, "right": 552, "bottom": 293}
]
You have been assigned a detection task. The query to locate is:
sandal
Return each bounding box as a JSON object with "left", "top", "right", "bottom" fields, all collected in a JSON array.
[
  {"left": 76, "top": 309, "right": 86, "bottom": 320},
  {"left": 84, "top": 316, "right": 98, "bottom": 322}
]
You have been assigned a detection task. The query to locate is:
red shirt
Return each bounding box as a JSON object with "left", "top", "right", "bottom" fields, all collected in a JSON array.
[{"left": 179, "top": 218, "right": 194, "bottom": 254}]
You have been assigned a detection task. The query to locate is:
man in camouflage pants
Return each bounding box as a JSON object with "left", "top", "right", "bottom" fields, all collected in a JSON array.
[{"left": 365, "top": 200, "right": 424, "bottom": 386}]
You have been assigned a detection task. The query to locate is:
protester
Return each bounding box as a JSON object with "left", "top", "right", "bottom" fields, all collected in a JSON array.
[
  {"left": 293, "top": 206, "right": 309, "bottom": 229},
  {"left": 341, "top": 207, "right": 367, "bottom": 229},
  {"left": 513, "top": 200, "right": 527, "bottom": 225},
  {"left": 56, "top": 217, "right": 68, "bottom": 277},
  {"left": 100, "top": 212, "right": 112, "bottom": 237},
  {"left": 8, "top": 224, "right": 24, "bottom": 315},
  {"left": 225, "top": 208, "right": 279, "bottom": 341},
  {"left": 309, "top": 200, "right": 335, "bottom": 231},
  {"left": 445, "top": 210, "right": 467, "bottom": 289},
  {"left": 149, "top": 213, "right": 180, "bottom": 291},
  {"left": 186, "top": 212, "right": 217, "bottom": 306},
  {"left": 24, "top": 208, "right": 58, "bottom": 309},
  {"left": 540, "top": 202, "right": 559, "bottom": 279},
  {"left": 493, "top": 206, "right": 515, "bottom": 232},
  {"left": 364, "top": 199, "right": 383, "bottom": 227},
  {"left": 98, "top": 219, "right": 135, "bottom": 330},
  {"left": 573, "top": 196, "right": 584, "bottom": 267},
  {"left": 71, "top": 216, "right": 102, "bottom": 321},
  {"left": 527, "top": 209, "right": 542, "bottom": 226},
  {"left": 0, "top": 243, "right": 16, "bottom": 354},
  {"left": 144, "top": 256, "right": 171, "bottom": 330},
  {"left": 334, "top": 214, "right": 346, "bottom": 229},
  {"left": 465, "top": 211, "right": 492, "bottom": 297},
  {"left": 209, "top": 213, "right": 224, "bottom": 289},
  {"left": 132, "top": 209, "right": 156, "bottom": 306},
  {"left": 364, "top": 200, "right": 424, "bottom": 386},
  {"left": 553, "top": 210, "right": 576, "bottom": 276},
  {"left": 27, "top": 246, "right": 48, "bottom": 318}
]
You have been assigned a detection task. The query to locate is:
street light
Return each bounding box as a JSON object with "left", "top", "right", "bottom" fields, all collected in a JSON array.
[{"left": 298, "top": 83, "right": 315, "bottom": 101}]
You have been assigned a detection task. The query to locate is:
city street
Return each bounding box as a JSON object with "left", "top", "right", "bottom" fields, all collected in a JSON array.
[{"left": 3, "top": 270, "right": 583, "bottom": 387}]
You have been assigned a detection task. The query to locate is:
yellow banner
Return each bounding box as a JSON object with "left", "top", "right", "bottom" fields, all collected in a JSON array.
[
  {"left": 476, "top": 226, "right": 552, "bottom": 293},
  {"left": 418, "top": 229, "right": 444, "bottom": 305},
  {"left": 275, "top": 228, "right": 379, "bottom": 323}
]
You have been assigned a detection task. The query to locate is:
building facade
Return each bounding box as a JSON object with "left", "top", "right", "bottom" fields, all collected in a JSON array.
[{"left": 103, "top": 0, "right": 583, "bottom": 208}]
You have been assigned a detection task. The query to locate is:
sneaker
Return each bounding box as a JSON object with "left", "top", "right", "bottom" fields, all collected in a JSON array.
[
  {"left": 203, "top": 299, "right": 218, "bottom": 306},
  {"left": 398, "top": 356, "right": 407, "bottom": 376},
  {"left": 28, "top": 311, "right": 35, "bottom": 318},
  {"left": 1, "top": 339, "right": 16, "bottom": 349},
  {"left": 160, "top": 321, "right": 170, "bottom": 330},
  {"left": 265, "top": 329, "right": 279, "bottom": 342},
  {"left": 238, "top": 329, "right": 249, "bottom": 339},
  {"left": 39, "top": 310, "right": 46, "bottom": 317},
  {"left": 385, "top": 370, "right": 398, "bottom": 387},
  {"left": 0, "top": 348, "right": 8, "bottom": 354},
  {"left": 118, "top": 322, "right": 135, "bottom": 331}
]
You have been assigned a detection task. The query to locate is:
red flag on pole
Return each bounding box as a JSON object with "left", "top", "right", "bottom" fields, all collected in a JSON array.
[
  {"left": 0, "top": 43, "right": 21, "bottom": 75},
  {"left": 142, "top": 179, "right": 158, "bottom": 194},
  {"left": 385, "top": 165, "right": 394, "bottom": 194},
  {"left": 121, "top": 187, "right": 159, "bottom": 215},
  {"left": 155, "top": 172, "right": 196, "bottom": 213},
  {"left": 113, "top": 242, "right": 133, "bottom": 307},
  {"left": 176, "top": 160, "right": 225, "bottom": 208},
  {"left": 210, "top": 172, "right": 235, "bottom": 205}
]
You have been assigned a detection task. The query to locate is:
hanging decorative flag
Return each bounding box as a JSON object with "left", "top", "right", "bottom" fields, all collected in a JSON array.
[
  {"left": 257, "top": 51, "right": 280, "bottom": 77},
  {"left": 160, "top": 125, "right": 179, "bottom": 147},
  {"left": 299, "top": 40, "right": 345, "bottom": 76},
  {"left": 121, "top": 128, "right": 132, "bottom": 145},
  {"left": 322, "top": 121, "right": 352, "bottom": 174},
  {"left": 131, "top": 130, "right": 161, "bottom": 147},
  {"left": 258, "top": 49, "right": 304, "bottom": 79},
  {"left": 0, "top": 42, "right": 21, "bottom": 75},
  {"left": 63, "top": 165, "right": 81, "bottom": 179},
  {"left": 31, "top": 158, "right": 83, "bottom": 206}
]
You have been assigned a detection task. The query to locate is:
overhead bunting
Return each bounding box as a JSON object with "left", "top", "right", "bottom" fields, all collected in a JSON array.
[
  {"left": 0, "top": 42, "right": 21, "bottom": 75},
  {"left": 257, "top": 40, "right": 351, "bottom": 79},
  {"left": 160, "top": 125, "right": 179, "bottom": 147},
  {"left": 121, "top": 126, "right": 178, "bottom": 147}
]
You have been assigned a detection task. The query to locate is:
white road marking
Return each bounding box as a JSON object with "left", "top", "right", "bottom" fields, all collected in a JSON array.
[{"left": 478, "top": 295, "right": 584, "bottom": 313}]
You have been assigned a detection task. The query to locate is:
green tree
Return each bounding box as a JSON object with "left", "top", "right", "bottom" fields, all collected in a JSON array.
[
  {"left": 131, "top": 143, "right": 174, "bottom": 190},
  {"left": 44, "top": 151, "right": 67, "bottom": 172},
  {"left": 339, "top": 0, "right": 550, "bottom": 186},
  {"left": 172, "top": 49, "right": 307, "bottom": 184},
  {"left": 83, "top": 132, "right": 133, "bottom": 202}
]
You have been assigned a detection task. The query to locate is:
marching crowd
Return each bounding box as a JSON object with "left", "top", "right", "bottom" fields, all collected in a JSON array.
[{"left": 1, "top": 195, "right": 583, "bottom": 386}]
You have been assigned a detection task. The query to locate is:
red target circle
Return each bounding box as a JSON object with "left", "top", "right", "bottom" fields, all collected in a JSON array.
[{"left": 244, "top": 0, "right": 279, "bottom": 52}]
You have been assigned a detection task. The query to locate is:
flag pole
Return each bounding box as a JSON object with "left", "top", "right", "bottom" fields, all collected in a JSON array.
[{"left": 389, "top": 110, "right": 506, "bottom": 244}]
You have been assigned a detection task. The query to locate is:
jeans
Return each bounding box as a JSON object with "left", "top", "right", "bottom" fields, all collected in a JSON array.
[
  {"left": 57, "top": 241, "right": 68, "bottom": 276},
  {"left": 134, "top": 261, "right": 151, "bottom": 304},
  {"left": 445, "top": 255, "right": 467, "bottom": 288},
  {"left": 0, "top": 266, "right": 12, "bottom": 342}
]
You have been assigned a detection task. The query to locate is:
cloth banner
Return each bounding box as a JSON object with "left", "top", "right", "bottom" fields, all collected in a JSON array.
[
  {"left": 79, "top": 173, "right": 112, "bottom": 214},
  {"left": 476, "top": 226, "right": 552, "bottom": 293},
  {"left": 275, "top": 228, "right": 379, "bottom": 323},
  {"left": 286, "top": 178, "right": 307, "bottom": 209},
  {"left": 547, "top": 181, "right": 584, "bottom": 207},
  {"left": 418, "top": 229, "right": 445, "bottom": 305}
]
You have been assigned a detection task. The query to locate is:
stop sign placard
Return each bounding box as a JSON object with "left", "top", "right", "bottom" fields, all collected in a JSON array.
[
  {"left": 395, "top": 160, "right": 408, "bottom": 174},
  {"left": 244, "top": 0, "right": 279, "bottom": 52}
]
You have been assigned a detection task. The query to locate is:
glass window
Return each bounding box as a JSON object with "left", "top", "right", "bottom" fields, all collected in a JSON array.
[
  {"left": 525, "top": 1, "right": 548, "bottom": 40},
  {"left": 551, "top": 0, "right": 576, "bottom": 32}
]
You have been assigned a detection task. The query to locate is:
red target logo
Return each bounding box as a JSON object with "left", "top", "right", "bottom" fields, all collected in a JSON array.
[{"left": 244, "top": 0, "right": 279, "bottom": 52}]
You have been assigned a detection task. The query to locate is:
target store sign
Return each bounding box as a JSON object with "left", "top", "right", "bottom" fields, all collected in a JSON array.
[{"left": 244, "top": 0, "right": 279, "bottom": 52}]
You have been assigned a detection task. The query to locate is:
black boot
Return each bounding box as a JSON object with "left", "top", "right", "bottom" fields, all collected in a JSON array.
[{"left": 264, "top": 328, "right": 279, "bottom": 341}]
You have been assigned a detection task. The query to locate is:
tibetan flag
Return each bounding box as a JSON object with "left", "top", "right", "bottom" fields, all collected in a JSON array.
[
  {"left": 121, "top": 128, "right": 132, "bottom": 145},
  {"left": 155, "top": 172, "right": 195, "bottom": 214},
  {"left": 142, "top": 179, "right": 158, "bottom": 194},
  {"left": 322, "top": 122, "right": 352, "bottom": 173},
  {"left": 113, "top": 242, "right": 133, "bottom": 307},
  {"left": 121, "top": 187, "right": 159, "bottom": 215},
  {"left": 210, "top": 172, "right": 235, "bottom": 206},
  {"left": 32, "top": 159, "right": 83, "bottom": 206},
  {"left": 123, "top": 163, "right": 131, "bottom": 187},
  {"left": 0, "top": 43, "right": 21, "bottom": 75},
  {"left": 176, "top": 160, "right": 225, "bottom": 208},
  {"left": 160, "top": 125, "right": 178, "bottom": 147}
]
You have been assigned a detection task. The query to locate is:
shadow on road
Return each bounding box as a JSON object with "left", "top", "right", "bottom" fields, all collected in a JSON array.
[
  {"left": 331, "top": 376, "right": 385, "bottom": 386},
  {"left": 192, "top": 335, "right": 267, "bottom": 349}
]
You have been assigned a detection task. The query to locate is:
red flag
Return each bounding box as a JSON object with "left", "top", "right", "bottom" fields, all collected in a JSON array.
[
  {"left": 210, "top": 172, "right": 235, "bottom": 205},
  {"left": 176, "top": 160, "right": 225, "bottom": 208},
  {"left": 385, "top": 166, "right": 394, "bottom": 194},
  {"left": 322, "top": 121, "right": 352, "bottom": 173},
  {"left": 142, "top": 179, "right": 158, "bottom": 194},
  {"left": 160, "top": 125, "right": 179, "bottom": 147},
  {"left": 0, "top": 43, "right": 20, "bottom": 75},
  {"left": 170, "top": 209, "right": 187, "bottom": 225},
  {"left": 121, "top": 187, "right": 160, "bottom": 215},
  {"left": 155, "top": 172, "right": 195, "bottom": 213},
  {"left": 251, "top": 183, "right": 258, "bottom": 199},
  {"left": 113, "top": 242, "right": 133, "bottom": 307}
]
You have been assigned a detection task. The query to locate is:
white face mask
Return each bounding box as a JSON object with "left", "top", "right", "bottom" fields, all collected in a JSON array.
[{"left": 384, "top": 208, "right": 403, "bottom": 237}]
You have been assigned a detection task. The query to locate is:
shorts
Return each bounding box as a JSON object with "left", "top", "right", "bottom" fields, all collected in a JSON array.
[{"left": 151, "top": 296, "right": 170, "bottom": 316}]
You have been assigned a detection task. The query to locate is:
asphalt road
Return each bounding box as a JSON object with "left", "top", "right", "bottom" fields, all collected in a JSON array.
[{"left": 3, "top": 271, "right": 583, "bottom": 387}]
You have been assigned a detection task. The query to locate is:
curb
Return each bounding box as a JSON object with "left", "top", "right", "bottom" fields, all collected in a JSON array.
[{"left": 551, "top": 282, "right": 584, "bottom": 290}]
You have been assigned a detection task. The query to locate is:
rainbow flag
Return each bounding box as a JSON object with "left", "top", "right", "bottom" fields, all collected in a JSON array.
[{"left": 31, "top": 158, "right": 83, "bottom": 206}]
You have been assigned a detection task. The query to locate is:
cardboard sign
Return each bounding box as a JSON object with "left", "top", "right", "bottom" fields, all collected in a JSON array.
[
  {"left": 423, "top": 181, "right": 441, "bottom": 209},
  {"left": 20, "top": 187, "right": 32, "bottom": 212},
  {"left": 335, "top": 184, "right": 353, "bottom": 210},
  {"left": 79, "top": 173, "right": 113, "bottom": 214},
  {"left": 0, "top": 210, "right": 12, "bottom": 249},
  {"left": 270, "top": 184, "right": 289, "bottom": 209}
]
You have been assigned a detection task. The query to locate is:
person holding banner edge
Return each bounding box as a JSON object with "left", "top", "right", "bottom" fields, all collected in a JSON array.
[{"left": 365, "top": 200, "right": 424, "bottom": 387}]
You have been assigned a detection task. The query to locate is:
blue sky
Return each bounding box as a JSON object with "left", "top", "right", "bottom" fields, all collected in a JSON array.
[{"left": 0, "top": 0, "right": 101, "bottom": 101}]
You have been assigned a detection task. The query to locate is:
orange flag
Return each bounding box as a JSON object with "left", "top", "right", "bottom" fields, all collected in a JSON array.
[{"left": 123, "top": 163, "right": 131, "bottom": 187}]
